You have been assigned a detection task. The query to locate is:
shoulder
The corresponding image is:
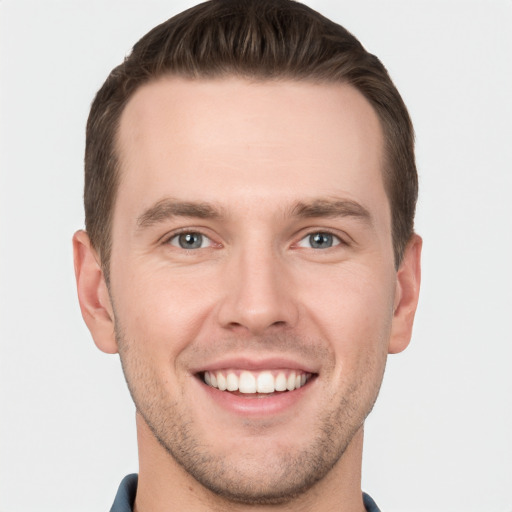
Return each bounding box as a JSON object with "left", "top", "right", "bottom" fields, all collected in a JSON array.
[
  {"left": 363, "top": 492, "right": 382, "bottom": 512},
  {"left": 109, "top": 474, "right": 138, "bottom": 512}
]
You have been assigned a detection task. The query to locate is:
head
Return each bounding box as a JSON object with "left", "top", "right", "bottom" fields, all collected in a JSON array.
[
  {"left": 75, "top": 0, "right": 421, "bottom": 507},
  {"left": 84, "top": 0, "right": 417, "bottom": 284}
]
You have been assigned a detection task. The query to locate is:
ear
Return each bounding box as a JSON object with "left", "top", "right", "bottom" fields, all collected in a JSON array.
[
  {"left": 73, "top": 230, "right": 118, "bottom": 354},
  {"left": 388, "top": 234, "right": 422, "bottom": 354}
]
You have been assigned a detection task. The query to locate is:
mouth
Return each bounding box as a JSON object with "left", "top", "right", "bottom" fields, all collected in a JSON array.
[{"left": 199, "top": 369, "right": 314, "bottom": 397}]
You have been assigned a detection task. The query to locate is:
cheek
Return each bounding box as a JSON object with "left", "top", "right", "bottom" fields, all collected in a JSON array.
[
  {"left": 303, "top": 264, "right": 395, "bottom": 367},
  {"left": 111, "top": 263, "right": 218, "bottom": 363},
  {"left": 310, "top": 270, "right": 393, "bottom": 419}
]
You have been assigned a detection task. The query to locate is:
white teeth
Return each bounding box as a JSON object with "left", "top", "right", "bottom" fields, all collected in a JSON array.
[
  {"left": 203, "top": 369, "right": 311, "bottom": 394},
  {"left": 239, "top": 371, "right": 256, "bottom": 393},
  {"left": 286, "top": 373, "right": 296, "bottom": 391},
  {"left": 256, "top": 371, "right": 274, "bottom": 393},
  {"left": 275, "top": 372, "right": 287, "bottom": 392},
  {"left": 217, "top": 372, "right": 227, "bottom": 391},
  {"left": 226, "top": 372, "right": 238, "bottom": 391}
]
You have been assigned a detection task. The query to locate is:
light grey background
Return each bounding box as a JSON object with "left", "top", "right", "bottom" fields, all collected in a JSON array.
[{"left": 1, "top": 1, "right": 511, "bottom": 511}]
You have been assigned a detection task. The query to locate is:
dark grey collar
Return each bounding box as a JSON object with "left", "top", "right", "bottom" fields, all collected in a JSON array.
[{"left": 110, "top": 474, "right": 381, "bottom": 512}]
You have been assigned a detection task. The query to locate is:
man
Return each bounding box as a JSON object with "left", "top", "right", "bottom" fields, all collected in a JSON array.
[{"left": 73, "top": 0, "right": 421, "bottom": 510}]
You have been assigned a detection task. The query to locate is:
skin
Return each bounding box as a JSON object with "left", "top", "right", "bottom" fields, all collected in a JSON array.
[{"left": 74, "top": 77, "right": 421, "bottom": 512}]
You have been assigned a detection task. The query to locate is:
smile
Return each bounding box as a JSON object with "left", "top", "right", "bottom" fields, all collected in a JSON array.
[{"left": 202, "top": 369, "right": 312, "bottom": 394}]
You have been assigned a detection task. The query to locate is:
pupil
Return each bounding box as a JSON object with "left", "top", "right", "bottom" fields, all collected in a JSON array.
[
  {"left": 179, "top": 233, "right": 202, "bottom": 249},
  {"left": 310, "top": 233, "right": 332, "bottom": 249}
]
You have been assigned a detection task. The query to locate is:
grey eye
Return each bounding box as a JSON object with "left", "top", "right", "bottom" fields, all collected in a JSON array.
[
  {"left": 169, "top": 232, "right": 210, "bottom": 249},
  {"left": 309, "top": 232, "right": 334, "bottom": 249},
  {"left": 297, "top": 232, "right": 341, "bottom": 249}
]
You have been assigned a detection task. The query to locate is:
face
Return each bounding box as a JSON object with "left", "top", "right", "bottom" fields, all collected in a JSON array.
[{"left": 104, "top": 77, "right": 402, "bottom": 503}]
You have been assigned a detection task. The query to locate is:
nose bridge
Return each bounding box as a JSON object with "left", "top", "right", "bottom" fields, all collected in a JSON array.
[{"left": 217, "top": 236, "right": 298, "bottom": 334}]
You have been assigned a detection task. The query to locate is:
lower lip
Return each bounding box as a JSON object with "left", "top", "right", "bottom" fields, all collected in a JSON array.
[{"left": 198, "top": 377, "right": 315, "bottom": 416}]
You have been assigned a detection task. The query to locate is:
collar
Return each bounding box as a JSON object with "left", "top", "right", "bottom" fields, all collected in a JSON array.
[{"left": 109, "top": 474, "right": 381, "bottom": 512}]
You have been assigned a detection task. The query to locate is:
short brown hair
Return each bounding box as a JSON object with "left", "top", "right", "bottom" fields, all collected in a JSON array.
[{"left": 85, "top": 0, "right": 417, "bottom": 281}]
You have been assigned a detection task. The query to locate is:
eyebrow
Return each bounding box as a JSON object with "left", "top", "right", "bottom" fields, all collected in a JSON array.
[
  {"left": 290, "top": 198, "right": 373, "bottom": 225},
  {"left": 136, "top": 198, "right": 224, "bottom": 228},
  {"left": 136, "top": 196, "right": 372, "bottom": 230}
]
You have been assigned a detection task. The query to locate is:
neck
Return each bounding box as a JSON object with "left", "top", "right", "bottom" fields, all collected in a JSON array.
[{"left": 134, "top": 413, "right": 366, "bottom": 512}]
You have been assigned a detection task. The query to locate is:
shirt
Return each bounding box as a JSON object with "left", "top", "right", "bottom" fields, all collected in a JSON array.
[{"left": 110, "top": 474, "right": 382, "bottom": 512}]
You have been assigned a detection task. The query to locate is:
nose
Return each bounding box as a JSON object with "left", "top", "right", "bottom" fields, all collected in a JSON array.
[{"left": 216, "top": 245, "right": 299, "bottom": 335}]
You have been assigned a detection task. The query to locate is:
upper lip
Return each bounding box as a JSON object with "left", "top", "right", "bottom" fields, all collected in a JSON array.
[{"left": 189, "top": 356, "right": 319, "bottom": 375}]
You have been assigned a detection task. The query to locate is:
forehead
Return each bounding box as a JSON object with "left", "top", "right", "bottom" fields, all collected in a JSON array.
[{"left": 115, "top": 76, "right": 386, "bottom": 221}]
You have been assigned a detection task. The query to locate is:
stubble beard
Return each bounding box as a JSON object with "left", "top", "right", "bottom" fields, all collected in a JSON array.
[{"left": 116, "top": 327, "right": 386, "bottom": 506}]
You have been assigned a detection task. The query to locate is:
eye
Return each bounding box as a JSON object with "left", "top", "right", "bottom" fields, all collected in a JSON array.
[
  {"left": 297, "top": 232, "right": 341, "bottom": 249},
  {"left": 168, "top": 232, "right": 212, "bottom": 249}
]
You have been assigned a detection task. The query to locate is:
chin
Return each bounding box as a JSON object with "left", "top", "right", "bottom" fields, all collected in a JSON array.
[{"left": 142, "top": 404, "right": 359, "bottom": 506}]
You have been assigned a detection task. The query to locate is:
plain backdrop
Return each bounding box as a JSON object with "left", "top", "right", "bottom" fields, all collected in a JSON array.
[{"left": 1, "top": 1, "right": 511, "bottom": 511}]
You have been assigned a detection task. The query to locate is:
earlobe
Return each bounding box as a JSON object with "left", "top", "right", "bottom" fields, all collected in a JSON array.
[
  {"left": 73, "top": 230, "right": 118, "bottom": 354},
  {"left": 388, "top": 234, "right": 422, "bottom": 354}
]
